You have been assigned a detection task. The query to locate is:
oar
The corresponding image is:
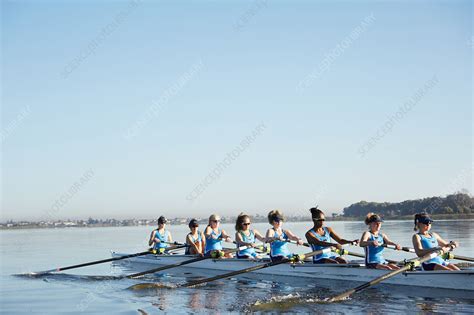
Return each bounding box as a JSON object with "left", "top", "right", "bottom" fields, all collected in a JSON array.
[
  {"left": 384, "top": 244, "right": 474, "bottom": 262},
  {"left": 124, "top": 245, "right": 257, "bottom": 279},
  {"left": 30, "top": 249, "right": 153, "bottom": 276},
  {"left": 286, "top": 240, "right": 388, "bottom": 264},
  {"left": 383, "top": 244, "right": 415, "bottom": 253},
  {"left": 326, "top": 248, "right": 446, "bottom": 302},
  {"left": 178, "top": 246, "right": 337, "bottom": 288},
  {"left": 162, "top": 241, "right": 188, "bottom": 246}
]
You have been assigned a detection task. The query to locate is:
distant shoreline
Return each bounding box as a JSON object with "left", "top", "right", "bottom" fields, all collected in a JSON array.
[{"left": 2, "top": 214, "right": 473, "bottom": 231}]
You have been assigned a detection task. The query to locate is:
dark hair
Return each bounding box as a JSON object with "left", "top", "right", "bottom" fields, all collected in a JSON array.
[
  {"left": 158, "top": 216, "right": 167, "bottom": 225},
  {"left": 310, "top": 206, "right": 324, "bottom": 219},
  {"left": 365, "top": 212, "right": 382, "bottom": 225},
  {"left": 267, "top": 210, "right": 284, "bottom": 224},
  {"left": 188, "top": 218, "right": 199, "bottom": 229},
  {"left": 235, "top": 213, "right": 250, "bottom": 231},
  {"left": 414, "top": 213, "right": 429, "bottom": 231}
]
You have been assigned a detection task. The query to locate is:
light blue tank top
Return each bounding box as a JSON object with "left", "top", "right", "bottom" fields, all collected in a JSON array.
[
  {"left": 365, "top": 232, "right": 386, "bottom": 264},
  {"left": 270, "top": 228, "right": 291, "bottom": 258},
  {"left": 309, "top": 227, "right": 337, "bottom": 262},
  {"left": 205, "top": 228, "right": 223, "bottom": 253},
  {"left": 153, "top": 229, "right": 170, "bottom": 250},
  {"left": 237, "top": 230, "right": 257, "bottom": 258},
  {"left": 185, "top": 232, "right": 202, "bottom": 255},
  {"left": 418, "top": 233, "right": 445, "bottom": 265}
]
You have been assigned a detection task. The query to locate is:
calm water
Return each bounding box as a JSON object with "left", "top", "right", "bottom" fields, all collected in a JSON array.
[{"left": 1, "top": 220, "right": 474, "bottom": 314}]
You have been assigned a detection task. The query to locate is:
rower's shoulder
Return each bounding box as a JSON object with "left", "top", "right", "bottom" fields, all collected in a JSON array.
[
  {"left": 325, "top": 226, "right": 335, "bottom": 233},
  {"left": 265, "top": 228, "right": 275, "bottom": 234}
]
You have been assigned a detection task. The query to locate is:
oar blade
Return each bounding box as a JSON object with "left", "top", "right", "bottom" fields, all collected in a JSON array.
[{"left": 128, "top": 282, "right": 177, "bottom": 290}]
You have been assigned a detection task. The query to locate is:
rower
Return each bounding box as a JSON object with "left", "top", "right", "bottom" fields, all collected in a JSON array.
[
  {"left": 412, "top": 213, "right": 460, "bottom": 271},
  {"left": 265, "top": 210, "right": 304, "bottom": 262},
  {"left": 305, "top": 207, "right": 358, "bottom": 264},
  {"left": 204, "top": 214, "right": 233, "bottom": 258},
  {"left": 359, "top": 213, "right": 401, "bottom": 270},
  {"left": 235, "top": 213, "right": 266, "bottom": 259},
  {"left": 148, "top": 216, "right": 173, "bottom": 254},
  {"left": 186, "top": 219, "right": 206, "bottom": 256}
]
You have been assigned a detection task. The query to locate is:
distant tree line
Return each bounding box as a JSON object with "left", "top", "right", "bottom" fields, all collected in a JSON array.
[{"left": 343, "top": 193, "right": 474, "bottom": 217}]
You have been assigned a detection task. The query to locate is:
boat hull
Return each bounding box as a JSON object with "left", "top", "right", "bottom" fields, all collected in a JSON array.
[{"left": 112, "top": 252, "right": 474, "bottom": 291}]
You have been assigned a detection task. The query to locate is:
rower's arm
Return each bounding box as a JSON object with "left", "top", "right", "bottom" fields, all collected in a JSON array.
[
  {"left": 382, "top": 233, "right": 399, "bottom": 247},
  {"left": 254, "top": 229, "right": 267, "bottom": 243},
  {"left": 305, "top": 230, "right": 337, "bottom": 247},
  {"left": 433, "top": 233, "right": 458, "bottom": 250},
  {"left": 285, "top": 229, "right": 303, "bottom": 244},
  {"left": 221, "top": 229, "right": 232, "bottom": 242},
  {"left": 186, "top": 234, "right": 200, "bottom": 253},
  {"left": 200, "top": 232, "right": 206, "bottom": 250},
  {"left": 265, "top": 229, "right": 275, "bottom": 243},
  {"left": 329, "top": 227, "right": 357, "bottom": 245},
  {"left": 204, "top": 226, "right": 213, "bottom": 239},
  {"left": 433, "top": 233, "right": 449, "bottom": 247},
  {"left": 412, "top": 234, "right": 436, "bottom": 257},
  {"left": 148, "top": 231, "right": 156, "bottom": 246},
  {"left": 359, "top": 231, "right": 372, "bottom": 247},
  {"left": 235, "top": 232, "right": 252, "bottom": 246}
]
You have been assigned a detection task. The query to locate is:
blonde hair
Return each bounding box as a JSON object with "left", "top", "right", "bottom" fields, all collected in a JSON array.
[
  {"left": 267, "top": 210, "right": 284, "bottom": 224},
  {"left": 208, "top": 214, "right": 221, "bottom": 225}
]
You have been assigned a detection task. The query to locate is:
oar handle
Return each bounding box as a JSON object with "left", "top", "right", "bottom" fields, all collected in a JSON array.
[
  {"left": 383, "top": 244, "right": 415, "bottom": 253},
  {"left": 286, "top": 239, "right": 310, "bottom": 247},
  {"left": 163, "top": 241, "right": 188, "bottom": 247}
]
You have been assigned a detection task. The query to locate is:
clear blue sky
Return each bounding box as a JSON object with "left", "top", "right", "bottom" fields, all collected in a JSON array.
[{"left": 1, "top": 0, "right": 472, "bottom": 221}]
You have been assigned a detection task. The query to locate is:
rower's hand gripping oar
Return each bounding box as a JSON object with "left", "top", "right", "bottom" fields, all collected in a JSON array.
[
  {"left": 326, "top": 247, "right": 447, "bottom": 303},
  {"left": 125, "top": 245, "right": 255, "bottom": 279},
  {"left": 383, "top": 244, "right": 474, "bottom": 262}
]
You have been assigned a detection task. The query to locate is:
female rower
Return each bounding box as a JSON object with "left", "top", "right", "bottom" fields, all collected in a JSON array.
[
  {"left": 186, "top": 218, "right": 206, "bottom": 256},
  {"left": 305, "top": 207, "right": 358, "bottom": 264},
  {"left": 265, "top": 210, "right": 304, "bottom": 262},
  {"left": 148, "top": 216, "right": 173, "bottom": 254},
  {"left": 235, "top": 213, "right": 266, "bottom": 259},
  {"left": 359, "top": 213, "right": 401, "bottom": 270},
  {"left": 412, "top": 213, "right": 459, "bottom": 271},
  {"left": 204, "top": 214, "right": 233, "bottom": 258}
]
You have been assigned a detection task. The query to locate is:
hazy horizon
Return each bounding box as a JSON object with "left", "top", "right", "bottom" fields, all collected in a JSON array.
[{"left": 2, "top": 1, "right": 472, "bottom": 221}]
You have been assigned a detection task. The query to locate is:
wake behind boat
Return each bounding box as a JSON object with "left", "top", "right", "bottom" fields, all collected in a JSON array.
[{"left": 111, "top": 251, "right": 474, "bottom": 291}]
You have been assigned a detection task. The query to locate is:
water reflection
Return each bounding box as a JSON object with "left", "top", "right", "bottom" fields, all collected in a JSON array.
[
  {"left": 187, "top": 290, "right": 204, "bottom": 311},
  {"left": 416, "top": 301, "right": 438, "bottom": 313}
]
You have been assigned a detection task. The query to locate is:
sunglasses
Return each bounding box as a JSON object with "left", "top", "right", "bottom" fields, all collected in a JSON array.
[
  {"left": 191, "top": 225, "right": 199, "bottom": 228},
  {"left": 212, "top": 220, "right": 220, "bottom": 223},
  {"left": 420, "top": 221, "right": 432, "bottom": 225},
  {"left": 314, "top": 218, "right": 325, "bottom": 222},
  {"left": 242, "top": 222, "right": 251, "bottom": 226}
]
